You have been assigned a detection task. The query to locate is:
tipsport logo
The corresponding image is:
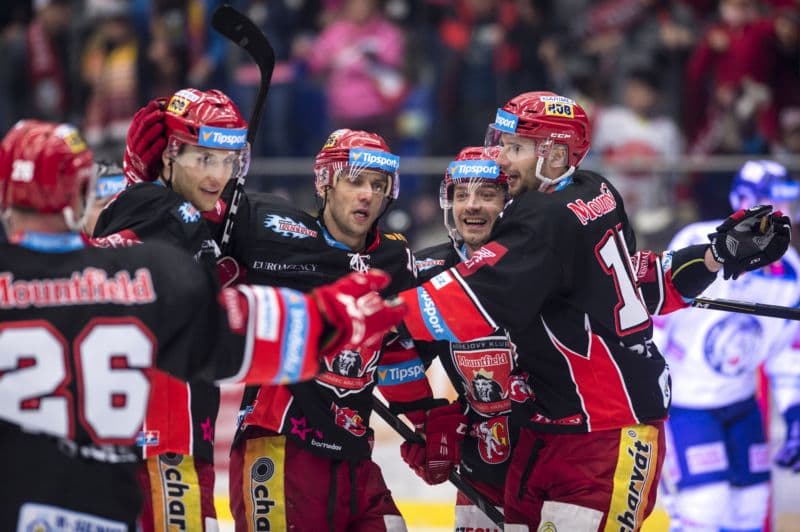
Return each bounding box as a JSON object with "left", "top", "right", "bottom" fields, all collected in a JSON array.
[
  {"left": 448, "top": 160, "right": 500, "bottom": 180},
  {"left": 198, "top": 125, "right": 248, "bottom": 149},
  {"left": 349, "top": 149, "right": 400, "bottom": 173},
  {"left": 95, "top": 174, "right": 126, "bottom": 199},
  {"left": 493, "top": 108, "right": 518, "bottom": 133}
]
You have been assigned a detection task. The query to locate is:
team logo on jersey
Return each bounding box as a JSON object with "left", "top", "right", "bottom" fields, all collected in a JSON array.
[
  {"left": 332, "top": 404, "right": 367, "bottom": 436},
  {"left": 473, "top": 416, "right": 511, "bottom": 464},
  {"left": 331, "top": 350, "right": 362, "bottom": 377},
  {"left": 177, "top": 201, "right": 201, "bottom": 223},
  {"left": 509, "top": 373, "right": 535, "bottom": 403},
  {"left": 348, "top": 252, "right": 370, "bottom": 273},
  {"left": 703, "top": 314, "right": 763, "bottom": 376},
  {"left": 452, "top": 338, "right": 514, "bottom": 415},
  {"left": 317, "top": 347, "right": 382, "bottom": 397},
  {"left": 264, "top": 214, "right": 318, "bottom": 239},
  {"left": 415, "top": 257, "right": 446, "bottom": 273}
]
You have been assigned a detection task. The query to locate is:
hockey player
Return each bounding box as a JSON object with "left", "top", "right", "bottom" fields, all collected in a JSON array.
[
  {"left": 403, "top": 146, "right": 513, "bottom": 531},
  {"left": 394, "top": 91, "right": 792, "bottom": 531},
  {"left": 653, "top": 160, "right": 800, "bottom": 532},
  {"left": 92, "top": 88, "right": 247, "bottom": 530},
  {"left": 0, "top": 120, "right": 407, "bottom": 530},
  {"left": 225, "top": 129, "right": 430, "bottom": 531},
  {"left": 83, "top": 160, "right": 126, "bottom": 236}
]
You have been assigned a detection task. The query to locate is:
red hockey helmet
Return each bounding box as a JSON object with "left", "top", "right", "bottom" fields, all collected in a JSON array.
[
  {"left": 440, "top": 146, "right": 509, "bottom": 209},
  {"left": 314, "top": 129, "right": 400, "bottom": 199},
  {"left": 486, "top": 91, "right": 591, "bottom": 189},
  {"left": 0, "top": 120, "right": 94, "bottom": 223},
  {"left": 164, "top": 88, "right": 250, "bottom": 181}
]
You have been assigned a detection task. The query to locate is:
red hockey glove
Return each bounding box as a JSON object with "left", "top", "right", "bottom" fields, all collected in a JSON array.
[
  {"left": 311, "top": 270, "right": 407, "bottom": 358},
  {"left": 709, "top": 205, "right": 792, "bottom": 280},
  {"left": 400, "top": 402, "right": 468, "bottom": 485},
  {"left": 124, "top": 98, "right": 168, "bottom": 184}
]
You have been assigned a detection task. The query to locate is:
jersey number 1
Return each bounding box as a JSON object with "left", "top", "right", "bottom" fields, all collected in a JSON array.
[{"left": 596, "top": 227, "right": 650, "bottom": 334}]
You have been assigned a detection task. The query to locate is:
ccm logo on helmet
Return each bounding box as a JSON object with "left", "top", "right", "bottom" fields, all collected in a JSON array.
[
  {"left": 349, "top": 148, "right": 400, "bottom": 173},
  {"left": 493, "top": 109, "right": 519, "bottom": 133},
  {"left": 198, "top": 126, "right": 247, "bottom": 149}
]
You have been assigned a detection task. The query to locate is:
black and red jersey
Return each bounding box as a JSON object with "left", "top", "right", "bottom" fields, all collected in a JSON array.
[
  {"left": 0, "top": 232, "right": 326, "bottom": 527},
  {"left": 93, "top": 182, "right": 222, "bottom": 463},
  {"left": 231, "top": 193, "right": 421, "bottom": 460},
  {"left": 414, "top": 242, "right": 519, "bottom": 487},
  {"left": 403, "top": 171, "right": 707, "bottom": 434}
]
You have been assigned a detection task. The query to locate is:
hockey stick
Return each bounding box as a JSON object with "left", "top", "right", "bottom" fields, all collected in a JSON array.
[
  {"left": 692, "top": 297, "right": 800, "bottom": 321},
  {"left": 211, "top": 4, "right": 276, "bottom": 254},
  {"left": 371, "top": 396, "right": 505, "bottom": 529}
]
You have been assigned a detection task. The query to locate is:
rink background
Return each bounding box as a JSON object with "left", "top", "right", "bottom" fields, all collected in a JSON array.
[{"left": 211, "top": 359, "right": 800, "bottom": 532}]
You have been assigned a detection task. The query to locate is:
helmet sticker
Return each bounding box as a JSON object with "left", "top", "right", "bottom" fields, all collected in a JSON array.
[
  {"left": 173, "top": 89, "right": 201, "bottom": 102},
  {"left": 348, "top": 148, "right": 400, "bottom": 173},
  {"left": 166, "top": 94, "right": 192, "bottom": 116},
  {"left": 54, "top": 124, "right": 88, "bottom": 154},
  {"left": 95, "top": 174, "right": 126, "bottom": 199},
  {"left": 198, "top": 126, "right": 248, "bottom": 149},
  {"left": 493, "top": 109, "right": 519, "bottom": 133},
  {"left": 544, "top": 101, "right": 574, "bottom": 118},
  {"left": 448, "top": 160, "right": 500, "bottom": 180},
  {"left": 323, "top": 129, "right": 347, "bottom": 149}
]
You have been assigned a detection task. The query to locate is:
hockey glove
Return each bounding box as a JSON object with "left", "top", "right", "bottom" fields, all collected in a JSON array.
[
  {"left": 400, "top": 402, "right": 468, "bottom": 485},
  {"left": 311, "top": 270, "right": 407, "bottom": 357},
  {"left": 708, "top": 205, "right": 792, "bottom": 280},
  {"left": 775, "top": 405, "right": 800, "bottom": 473},
  {"left": 124, "top": 98, "right": 168, "bottom": 184}
]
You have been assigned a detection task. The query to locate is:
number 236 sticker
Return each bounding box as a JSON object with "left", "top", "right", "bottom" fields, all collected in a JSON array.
[{"left": 545, "top": 102, "right": 574, "bottom": 118}]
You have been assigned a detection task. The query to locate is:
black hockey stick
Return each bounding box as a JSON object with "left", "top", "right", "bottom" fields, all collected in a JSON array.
[
  {"left": 371, "top": 396, "right": 505, "bottom": 529},
  {"left": 211, "top": 4, "right": 276, "bottom": 254},
  {"left": 692, "top": 297, "right": 800, "bottom": 321}
]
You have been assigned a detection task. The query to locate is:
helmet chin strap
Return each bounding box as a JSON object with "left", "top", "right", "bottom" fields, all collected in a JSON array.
[{"left": 535, "top": 157, "right": 575, "bottom": 192}]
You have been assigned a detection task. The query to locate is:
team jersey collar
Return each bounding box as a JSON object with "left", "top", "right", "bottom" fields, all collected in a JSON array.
[
  {"left": 316, "top": 219, "right": 381, "bottom": 253},
  {"left": 12, "top": 231, "right": 86, "bottom": 252}
]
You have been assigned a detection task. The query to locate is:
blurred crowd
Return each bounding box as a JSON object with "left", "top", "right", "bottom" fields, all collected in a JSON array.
[{"left": 1, "top": 0, "right": 799, "bottom": 240}]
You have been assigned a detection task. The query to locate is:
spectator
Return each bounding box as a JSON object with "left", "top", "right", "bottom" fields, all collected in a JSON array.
[
  {"left": 307, "top": 0, "right": 408, "bottom": 146},
  {"left": 593, "top": 68, "right": 683, "bottom": 236},
  {"left": 0, "top": 0, "right": 73, "bottom": 130},
  {"left": 81, "top": 1, "right": 140, "bottom": 160}
]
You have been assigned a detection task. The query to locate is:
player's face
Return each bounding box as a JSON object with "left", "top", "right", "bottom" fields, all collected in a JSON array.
[
  {"left": 495, "top": 134, "right": 538, "bottom": 196},
  {"left": 452, "top": 181, "right": 505, "bottom": 251},
  {"left": 495, "top": 134, "right": 570, "bottom": 194},
  {"left": 323, "top": 168, "right": 388, "bottom": 249},
  {"left": 167, "top": 145, "right": 239, "bottom": 211}
]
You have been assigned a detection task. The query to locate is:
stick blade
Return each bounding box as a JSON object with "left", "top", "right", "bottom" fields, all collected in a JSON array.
[{"left": 211, "top": 4, "right": 275, "bottom": 75}]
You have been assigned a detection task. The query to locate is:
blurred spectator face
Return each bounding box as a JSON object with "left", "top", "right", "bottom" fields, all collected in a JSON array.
[
  {"left": 37, "top": 0, "right": 72, "bottom": 36},
  {"left": 781, "top": 108, "right": 800, "bottom": 153},
  {"left": 624, "top": 79, "right": 658, "bottom": 117},
  {"left": 720, "top": 0, "right": 757, "bottom": 28},
  {"left": 344, "top": 0, "right": 380, "bottom": 23}
]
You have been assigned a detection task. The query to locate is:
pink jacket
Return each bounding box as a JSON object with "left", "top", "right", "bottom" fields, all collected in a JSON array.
[{"left": 308, "top": 17, "right": 405, "bottom": 120}]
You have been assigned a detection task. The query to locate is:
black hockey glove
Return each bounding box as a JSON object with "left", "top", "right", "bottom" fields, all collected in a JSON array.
[{"left": 708, "top": 205, "right": 791, "bottom": 280}]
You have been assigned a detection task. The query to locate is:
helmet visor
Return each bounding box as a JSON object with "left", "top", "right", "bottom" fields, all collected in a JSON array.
[{"left": 330, "top": 148, "right": 400, "bottom": 199}]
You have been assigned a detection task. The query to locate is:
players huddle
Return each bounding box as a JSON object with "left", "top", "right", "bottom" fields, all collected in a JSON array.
[{"left": 0, "top": 87, "right": 796, "bottom": 532}]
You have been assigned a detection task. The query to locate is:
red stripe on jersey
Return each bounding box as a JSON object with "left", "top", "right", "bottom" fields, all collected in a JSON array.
[
  {"left": 660, "top": 269, "right": 691, "bottom": 314},
  {"left": 142, "top": 371, "right": 192, "bottom": 457},
  {"left": 542, "top": 319, "right": 638, "bottom": 431},
  {"left": 400, "top": 275, "right": 495, "bottom": 343},
  {"left": 454, "top": 241, "right": 508, "bottom": 277},
  {"left": 242, "top": 383, "right": 294, "bottom": 433}
]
